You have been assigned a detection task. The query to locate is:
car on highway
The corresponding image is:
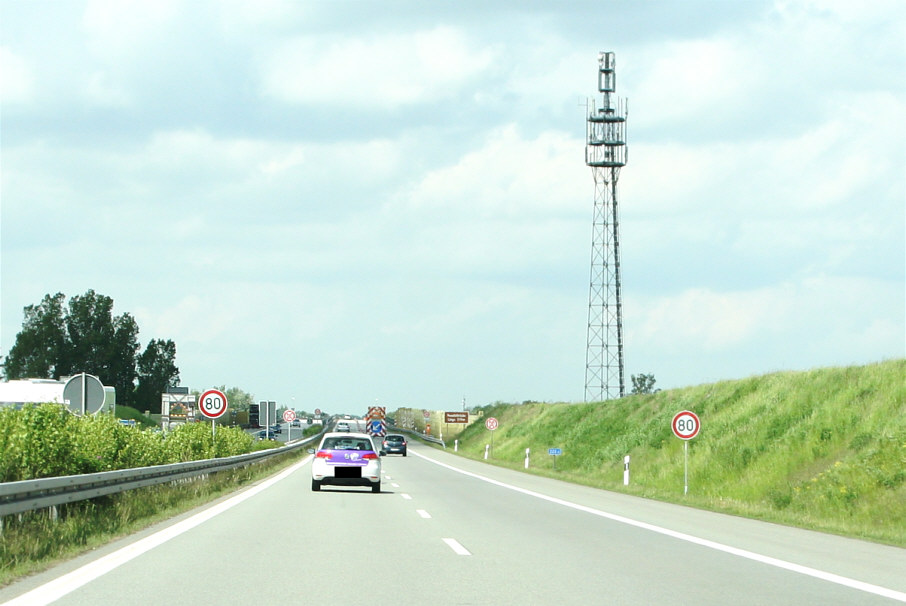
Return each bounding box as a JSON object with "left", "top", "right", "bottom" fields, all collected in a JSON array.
[
  {"left": 335, "top": 421, "right": 351, "bottom": 432},
  {"left": 310, "top": 432, "right": 384, "bottom": 493},
  {"left": 382, "top": 434, "right": 407, "bottom": 456},
  {"left": 257, "top": 429, "right": 278, "bottom": 440},
  {"left": 270, "top": 424, "right": 282, "bottom": 434}
]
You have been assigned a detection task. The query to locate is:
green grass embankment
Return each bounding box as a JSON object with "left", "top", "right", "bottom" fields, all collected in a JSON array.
[{"left": 451, "top": 359, "right": 906, "bottom": 546}]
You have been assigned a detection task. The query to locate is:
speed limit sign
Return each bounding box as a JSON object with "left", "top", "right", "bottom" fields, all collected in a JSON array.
[
  {"left": 672, "top": 410, "right": 701, "bottom": 440},
  {"left": 199, "top": 389, "right": 228, "bottom": 419}
]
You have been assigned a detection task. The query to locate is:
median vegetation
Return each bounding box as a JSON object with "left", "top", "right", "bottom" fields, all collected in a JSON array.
[
  {"left": 0, "top": 405, "right": 292, "bottom": 585},
  {"left": 451, "top": 359, "right": 905, "bottom": 547},
  {"left": 0, "top": 404, "right": 276, "bottom": 482}
]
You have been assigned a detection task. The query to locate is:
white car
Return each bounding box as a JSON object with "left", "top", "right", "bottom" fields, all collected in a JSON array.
[
  {"left": 310, "top": 432, "right": 384, "bottom": 493},
  {"left": 335, "top": 421, "right": 351, "bottom": 432}
]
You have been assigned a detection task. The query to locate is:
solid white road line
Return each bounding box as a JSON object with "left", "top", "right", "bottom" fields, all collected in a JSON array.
[
  {"left": 3, "top": 457, "right": 312, "bottom": 606},
  {"left": 413, "top": 451, "right": 906, "bottom": 603},
  {"left": 443, "top": 538, "right": 471, "bottom": 556}
]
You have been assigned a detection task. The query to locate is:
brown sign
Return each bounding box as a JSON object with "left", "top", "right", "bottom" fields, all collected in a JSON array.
[{"left": 444, "top": 412, "right": 469, "bottom": 424}]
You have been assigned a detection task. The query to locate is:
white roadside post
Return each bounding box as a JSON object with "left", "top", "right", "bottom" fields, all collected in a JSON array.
[
  {"left": 624, "top": 455, "right": 630, "bottom": 485},
  {"left": 455, "top": 439, "right": 459, "bottom": 452},
  {"left": 484, "top": 444, "right": 490, "bottom": 460},
  {"left": 525, "top": 448, "right": 530, "bottom": 469},
  {"left": 671, "top": 411, "right": 701, "bottom": 495}
]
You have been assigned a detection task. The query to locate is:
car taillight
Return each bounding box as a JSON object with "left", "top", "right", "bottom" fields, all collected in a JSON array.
[
  {"left": 315, "top": 451, "right": 332, "bottom": 458},
  {"left": 362, "top": 453, "right": 378, "bottom": 460}
]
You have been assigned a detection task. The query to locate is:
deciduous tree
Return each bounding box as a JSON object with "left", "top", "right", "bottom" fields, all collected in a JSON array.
[{"left": 134, "top": 339, "right": 180, "bottom": 414}]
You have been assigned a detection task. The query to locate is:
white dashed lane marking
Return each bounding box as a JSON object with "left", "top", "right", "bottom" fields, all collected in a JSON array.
[{"left": 443, "top": 538, "right": 471, "bottom": 556}]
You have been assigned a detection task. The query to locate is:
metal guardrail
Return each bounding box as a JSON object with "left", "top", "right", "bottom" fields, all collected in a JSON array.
[{"left": 0, "top": 432, "right": 323, "bottom": 517}]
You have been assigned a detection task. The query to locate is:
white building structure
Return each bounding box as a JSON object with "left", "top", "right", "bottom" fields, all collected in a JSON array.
[{"left": 0, "top": 378, "right": 115, "bottom": 412}]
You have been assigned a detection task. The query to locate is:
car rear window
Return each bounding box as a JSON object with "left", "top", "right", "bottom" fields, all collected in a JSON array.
[
  {"left": 386, "top": 435, "right": 404, "bottom": 442},
  {"left": 322, "top": 437, "right": 373, "bottom": 451}
]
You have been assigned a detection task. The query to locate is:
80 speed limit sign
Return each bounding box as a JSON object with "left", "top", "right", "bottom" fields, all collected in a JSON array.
[
  {"left": 671, "top": 410, "right": 701, "bottom": 440},
  {"left": 199, "top": 389, "right": 229, "bottom": 419}
]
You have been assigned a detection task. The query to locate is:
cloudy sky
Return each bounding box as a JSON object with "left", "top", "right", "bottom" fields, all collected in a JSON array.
[{"left": 2, "top": 0, "right": 904, "bottom": 416}]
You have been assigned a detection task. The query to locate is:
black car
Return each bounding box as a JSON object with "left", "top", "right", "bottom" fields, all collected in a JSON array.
[
  {"left": 382, "top": 434, "right": 407, "bottom": 456},
  {"left": 257, "top": 429, "right": 278, "bottom": 440}
]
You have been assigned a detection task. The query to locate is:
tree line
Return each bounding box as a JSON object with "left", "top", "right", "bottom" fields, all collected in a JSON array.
[{"left": 2, "top": 290, "right": 179, "bottom": 413}]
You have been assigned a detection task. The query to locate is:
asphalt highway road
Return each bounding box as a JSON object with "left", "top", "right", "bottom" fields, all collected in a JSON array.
[{"left": 2, "top": 439, "right": 904, "bottom": 605}]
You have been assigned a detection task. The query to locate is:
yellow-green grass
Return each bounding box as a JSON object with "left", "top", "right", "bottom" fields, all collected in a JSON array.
[{"left": 446, "top": 360, "right": 905, "bottom": 546}]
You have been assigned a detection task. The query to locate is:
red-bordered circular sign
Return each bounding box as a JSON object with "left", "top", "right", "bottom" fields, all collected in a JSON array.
[
  {"left": 671, "top": 410, "right": 701, "bottom": 440},
  {"left": 199, "top": 389, "right": 229, "bottom": 419},
  {"left": 485, "top": 417, "right": 499, "bottom": 431}
]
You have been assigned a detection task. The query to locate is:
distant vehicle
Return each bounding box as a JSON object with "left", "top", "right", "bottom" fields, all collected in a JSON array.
[
  {"left": 309, "top": 432, "right": 384, "bottom": 493},
  {"left": 291, "top": 419, "right": 301, "bottom": 427},
  {"left": 257, "top": 429, "right": 278, "bottom": 440},
  {"left": 382, "top": 434, "right": 407, "bottom": 456},
  {"left": 270, "top": 424, "right": 282, "bottom": 434},
  {"left": 335, "top": 421, "right": 351, "bottom": 432}
]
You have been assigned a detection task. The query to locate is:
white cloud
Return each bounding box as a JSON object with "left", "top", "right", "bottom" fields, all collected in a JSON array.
[
  {"left": 81, "top": 0, "right": 181, "bottom": 59},
  {"left": 392, "top": 124, "right": 586, "bottom": 220},
  {"left": 82, "top": 71, "right": 133, "bottom": 107},
  {"left": 0, "top": 47, "right": 34, "bottom": 104},
  {"left": 628, "top": 275, "right": 905, "bottom": 364},
  {"left": 260, "top": 26, "right": 498, "bottom": 108},
  {"left": 629, "top": 37, "right": 762, "bottom": 131}
]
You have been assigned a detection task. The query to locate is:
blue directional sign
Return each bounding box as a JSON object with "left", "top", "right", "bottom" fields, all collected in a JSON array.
[{"left": 548, "top": 448, "right": 562, "bottom": 456}]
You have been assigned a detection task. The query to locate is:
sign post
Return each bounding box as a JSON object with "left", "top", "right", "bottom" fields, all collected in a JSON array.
[
  {"left": 283, "top": 409, "right": 296, "bottom": 441},
  {"left": 671, "top": 410, "right": 701, "bottom": 495},
  {"left": 199, "top": 389, "right": 229, "bottom": 440},
  {"left": 444, "top": 411, "right": 468, "bottom": 439},
  {"left": 485, "top": 417, "right": 498, "bottom": 458},
  {"left": 548, "top": 447, "right": 562, "bottom": 470}
]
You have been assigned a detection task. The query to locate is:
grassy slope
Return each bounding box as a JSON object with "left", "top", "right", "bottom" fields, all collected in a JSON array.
[{"left": 451, "top": 359, "right": 906, "bottom": 546}]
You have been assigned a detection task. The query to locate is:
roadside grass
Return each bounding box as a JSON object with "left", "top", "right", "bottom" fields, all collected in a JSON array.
[
  {"left": 447, "top": 360, "right": 906, "bottom": 547},
  {"left": 0, "top": 446, "right": 308, "bottom": 586}
]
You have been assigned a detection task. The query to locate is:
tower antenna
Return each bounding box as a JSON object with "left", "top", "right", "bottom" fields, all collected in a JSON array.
[{"left": 584, "top": 51, "right": 628, "bottom": 402}]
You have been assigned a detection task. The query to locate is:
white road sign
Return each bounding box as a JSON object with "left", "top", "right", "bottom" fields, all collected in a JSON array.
[
  {"left": 672, "top": 410, "right": 701, "bottom": 440},
  {"left": 199, "top": 389, "right": 228, "bottom": 419}
]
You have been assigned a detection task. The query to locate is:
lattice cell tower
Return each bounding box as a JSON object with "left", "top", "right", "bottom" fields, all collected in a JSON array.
[{"left": 584, "top": 51, "right": 628, "bottom": 402}]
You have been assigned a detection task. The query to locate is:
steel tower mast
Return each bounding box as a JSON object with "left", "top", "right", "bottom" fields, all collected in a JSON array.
[{"left": 585, "top": 51, "right": 628, "bottom": 402}]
